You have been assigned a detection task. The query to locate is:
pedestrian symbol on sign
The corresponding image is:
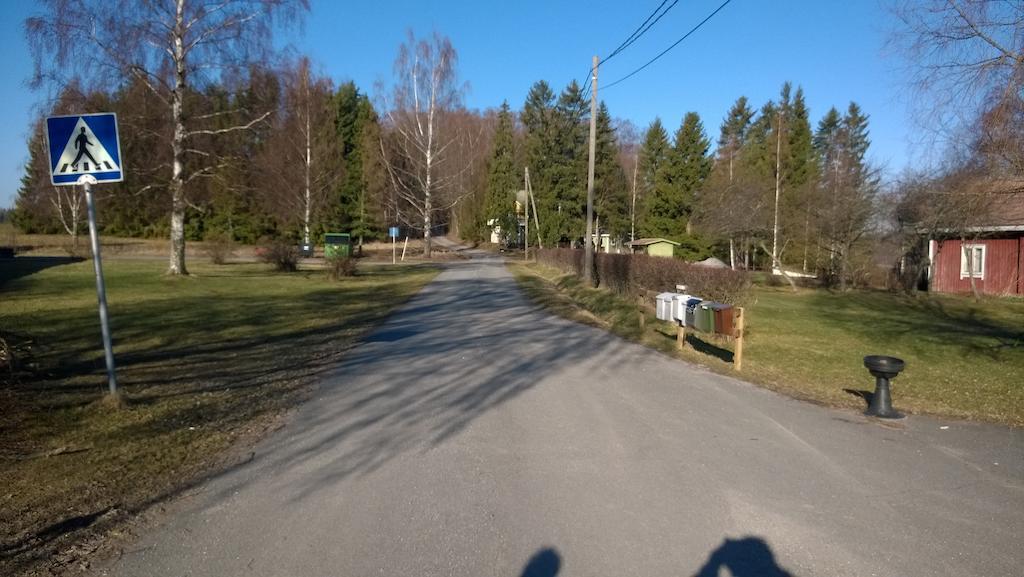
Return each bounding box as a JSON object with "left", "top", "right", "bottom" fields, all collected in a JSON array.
[{"left": 72, "top": 127, "right": 99, "bottom": 170}]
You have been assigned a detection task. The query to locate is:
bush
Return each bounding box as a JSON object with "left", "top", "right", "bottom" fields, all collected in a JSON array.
[
  {"left": 537, "top": 248, "right": 752, "bottom": 305},
  {"left": 204, "top": 234, "right": 236, "bottom": 265},
  {"left": 536, "top": 248, "right": 583, "bottom": 276},
  {"left": 326, "top": 256, "right": 357, "bottom": 280},
  {"left": 259, "top": 239, "right": 298, "bottom": 272}
]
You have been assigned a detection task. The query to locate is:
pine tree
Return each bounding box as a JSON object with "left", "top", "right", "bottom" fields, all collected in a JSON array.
[{"left": 485, "top": 101, "right": 519, "bottom": 245}]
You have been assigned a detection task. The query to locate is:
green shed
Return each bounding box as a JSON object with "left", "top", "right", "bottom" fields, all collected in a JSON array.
[{"left": 626, "top": 238, "right": 679, "bottom": 258}]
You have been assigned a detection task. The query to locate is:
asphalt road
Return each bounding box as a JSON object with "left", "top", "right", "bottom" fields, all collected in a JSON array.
[{"left": 105, "top": 250, "right": 1024, "bottom": 577}]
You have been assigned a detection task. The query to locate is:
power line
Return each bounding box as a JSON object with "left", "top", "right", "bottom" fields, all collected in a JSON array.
[
  {"left": 603, "top": 0, "right": 735, "bottom": 91},
  {"left": 604, "top": 0, "right": 679, "bottom": 65},
  {"left": 604, "top": 0, "right": 669, "bottom": 62}
]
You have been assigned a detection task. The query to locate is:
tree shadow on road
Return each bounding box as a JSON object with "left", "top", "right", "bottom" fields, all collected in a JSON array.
[{"left": 186, "top": 257, "right": 646, "bottom": 505}]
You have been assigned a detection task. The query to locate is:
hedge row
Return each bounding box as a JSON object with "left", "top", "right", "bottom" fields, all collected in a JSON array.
[{"left": 536, "top": 248, "right": 751, "bottom": 305}]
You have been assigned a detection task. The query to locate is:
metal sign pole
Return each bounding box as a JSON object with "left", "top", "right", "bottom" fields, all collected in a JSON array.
[{"left": 83, "top": 177, "right": 118, "bottom": 396}]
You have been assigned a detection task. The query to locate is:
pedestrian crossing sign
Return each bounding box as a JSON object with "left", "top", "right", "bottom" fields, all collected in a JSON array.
[{"left": 45, "top": 113, "right": 124, "bottom": 186}]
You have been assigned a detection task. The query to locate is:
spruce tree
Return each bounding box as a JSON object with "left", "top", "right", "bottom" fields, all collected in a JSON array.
[
  {"left": 814, "top": 102, "right": 877, "bottom": 288},
  {"left": 485, "top": 101, "right": 519, "bottom": 245},
  {"left": 718, "top": 96, "right": 754, "bottom": 181},
  {"left": 642, "top": 112, "right": 712, "bottom": 257},
  {"left": 331, "top": 81, "right": 381, "bottom": 248},
  {"left": 593, "top": 102, "right": 629, "bottom": 240},
  {"left": 635, "top": 118, "right": 670, "bottom": 235}
]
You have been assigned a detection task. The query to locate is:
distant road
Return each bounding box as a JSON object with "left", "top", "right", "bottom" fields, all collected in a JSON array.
[{"left": 107, "top": 250, "right": 1024, "bottom": 577}]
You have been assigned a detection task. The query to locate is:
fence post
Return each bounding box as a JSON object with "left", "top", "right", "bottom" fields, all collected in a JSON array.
[
  {"left": 676, "top": 321, "right": 686, "bottom": 351},
  {"left": 734, "top": 306, "right": 745, "bottom": 371},
  {"left": 638, "top": 294, "right": 645, "bottom": 330}
]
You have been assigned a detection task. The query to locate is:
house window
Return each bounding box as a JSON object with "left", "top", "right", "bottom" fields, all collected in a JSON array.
[{"left": 960, "top": 243, "right": 986, "bottom": 279}]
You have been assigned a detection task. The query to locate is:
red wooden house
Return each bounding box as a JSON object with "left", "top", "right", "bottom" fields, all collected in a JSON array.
[{"left": 928, "top": 188, "right": 1024, "bottom": 296}]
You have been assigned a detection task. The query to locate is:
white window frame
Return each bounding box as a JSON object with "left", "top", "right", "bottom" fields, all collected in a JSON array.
[{"left": 960, "top": 243, "right": 986, "bottom": 279}]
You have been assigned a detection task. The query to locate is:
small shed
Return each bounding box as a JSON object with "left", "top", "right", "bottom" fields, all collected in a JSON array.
[
  {"left": 927, "top": 184, "right": 1024, "bottom": 296},
  {"left": 627, "top": 238, "right": 679, "bottom": 258}
]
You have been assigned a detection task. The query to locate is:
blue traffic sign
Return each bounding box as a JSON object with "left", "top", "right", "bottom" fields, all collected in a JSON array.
[
  {"left": 45, "top": 113, "right": 124, "bottom": 186},
  {"left": 389, "top": 226, "right": 400, "bottom": 238}
]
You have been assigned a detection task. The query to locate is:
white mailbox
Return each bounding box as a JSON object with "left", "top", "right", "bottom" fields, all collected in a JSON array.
[{"left": 655, "top": 292, "right": 678, "bottom": 321}]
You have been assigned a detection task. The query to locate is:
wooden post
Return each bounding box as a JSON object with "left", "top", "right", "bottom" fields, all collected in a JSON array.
[
  {"left": 638, "top": 295, "right": 645, "bottom": 330},
  {"left": 524, "top": 167, "right": 529, "bottom": 262},
  {"left": 734, "top": 306, "right": 745, "bottom": 371},
  {"left": 583, "top": 55, "right": 598, "bottom": 286},
  {"left": 676, "top": 322, "right": 686, "bottom": 351}
]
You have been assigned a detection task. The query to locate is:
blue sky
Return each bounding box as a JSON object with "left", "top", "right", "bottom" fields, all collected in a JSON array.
[{"left": 0, "top": 0, "right": 913, "bottom": 209}]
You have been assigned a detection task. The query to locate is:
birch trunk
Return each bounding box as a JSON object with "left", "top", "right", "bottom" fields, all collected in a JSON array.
[{"left": 168, "top": 0, "right": 188, "bottom": 275}]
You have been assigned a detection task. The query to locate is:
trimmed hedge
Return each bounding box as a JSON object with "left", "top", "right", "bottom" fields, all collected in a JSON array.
[{"left": 537, "top": 248, "right": 751, "bottom": 305}]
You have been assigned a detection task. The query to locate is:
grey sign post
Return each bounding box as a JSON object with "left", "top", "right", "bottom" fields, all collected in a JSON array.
[{"left": 45, "top": 113, "right": 125, "bottom": 398}]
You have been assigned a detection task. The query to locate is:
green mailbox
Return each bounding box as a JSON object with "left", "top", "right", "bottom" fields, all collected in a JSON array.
[
  {"left": 694, "top": 302, "right": 715, "bottom": 333},
  {"left": 324, "top": 233, "right": 351, "bottom": 258}
]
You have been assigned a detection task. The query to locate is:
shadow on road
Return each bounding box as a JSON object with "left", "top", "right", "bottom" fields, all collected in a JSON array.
[
  {"left": 692, "top": 536, "right": 795, "bottom": 577},
  {"left": 186, "top": 257, "right": 641, "bottom": 504},
  {"left": 520, "top": 547, "right": 561, "bottom": 577}
]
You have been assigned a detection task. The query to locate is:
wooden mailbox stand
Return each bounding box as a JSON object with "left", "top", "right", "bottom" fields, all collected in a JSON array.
[{"left": 674, "top": 306, "right": 745, "bottom": 371}]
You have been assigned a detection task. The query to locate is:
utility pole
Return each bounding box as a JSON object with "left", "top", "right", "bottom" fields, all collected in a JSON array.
[
  {"left": 524, "top": 167, "right": 529, "bottom": 261},
  {"left": 527, "top": 168, "right": 542, "bottom": 249},
  {"left": 583, "top": 55, "right": 598, "bottom": 286}
]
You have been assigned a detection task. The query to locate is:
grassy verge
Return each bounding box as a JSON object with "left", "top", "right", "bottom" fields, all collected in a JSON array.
[
  {"left": 510, "top": 262, "right": 1024, "bottom": 427},
  {"left": 0, "top": 259, "right": 439, "bottom": 575}
]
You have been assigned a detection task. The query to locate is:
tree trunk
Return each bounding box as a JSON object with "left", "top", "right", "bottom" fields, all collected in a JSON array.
[
  {"left": 630, "top": 155, "right": 638, "bottom": 242},
  {"left": 771, "top": 109, "right": 784, "bottom": 271},
  {"left": 303, "top": 91, "right": 312, "bottom": 246},
  {"left": 168, "top": 0, "right": 188, "bottom": 275},
  {"left": 423, "top": 197, "right": 432, "bottom": 257}
]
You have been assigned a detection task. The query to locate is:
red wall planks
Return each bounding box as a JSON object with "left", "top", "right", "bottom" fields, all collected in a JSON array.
[{"left": 933, "top": 236, "right": 1023, "bottom": 295}]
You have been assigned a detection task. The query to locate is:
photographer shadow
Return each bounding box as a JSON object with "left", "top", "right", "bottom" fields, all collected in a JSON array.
[{"left": 693, "top": 536, "right": 794, "bottom": 577}]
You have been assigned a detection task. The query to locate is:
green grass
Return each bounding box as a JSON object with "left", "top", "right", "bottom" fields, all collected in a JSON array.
[
  {"left": 511, "top": 262, "right": 1024, "bottom": 427},
  {"left": 0, "top": 258, "right": 439, "bottom": 575}
]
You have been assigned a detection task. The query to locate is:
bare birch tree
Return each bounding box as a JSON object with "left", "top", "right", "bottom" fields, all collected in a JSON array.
[
  {"left": 377, "top": 31, "right": 473, "bottom": 257},
  {"left": 890, "top": 0, "right": 1023, "bottom": 173},
  {"left": 256, "top": 57, "right": 337, "bottom": 244},
  {"left": 27, "top": 0, "right": 307, "bottom": 275}
]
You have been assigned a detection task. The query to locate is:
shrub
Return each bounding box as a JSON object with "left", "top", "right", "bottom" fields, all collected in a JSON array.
[
  {"left": 260, "top": 239, "right": 298, "bottom": 272},
  {"left": 538, "top": 248, "right": 752, "bottom": 305},
  {"left": 536, "top": 248, "right": 583, "bottom": 276},
  {"left": 326, "top": 256, "right": 357, "bottom": 280},
  {"left": 204, "top": 234, "right": 236, "bottom": 265}
]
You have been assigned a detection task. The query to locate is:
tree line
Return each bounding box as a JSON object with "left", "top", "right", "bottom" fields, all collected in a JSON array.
[
  {"left": 15, "top": 67, "right": 386, "bottom": 248},
  {"left": 473, "top": 80, "right": 879, "bottom": 289},
  {"left": 14, "top": 0, "right": 1019, "bottom": 289}
]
